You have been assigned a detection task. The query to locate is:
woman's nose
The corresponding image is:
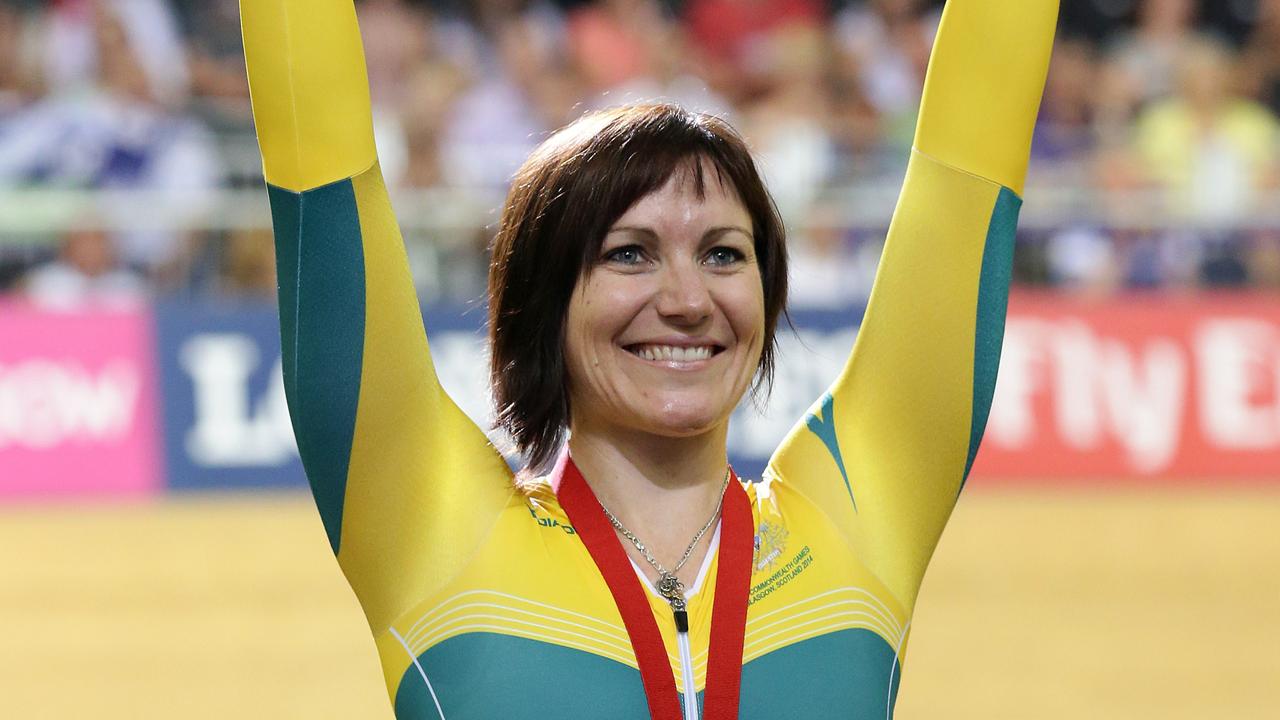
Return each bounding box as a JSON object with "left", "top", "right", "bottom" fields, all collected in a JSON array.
[{"left": 655, "top": 260, "right": 713, "bottom": 324}]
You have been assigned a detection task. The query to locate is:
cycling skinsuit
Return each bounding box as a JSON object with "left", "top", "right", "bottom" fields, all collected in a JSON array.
[{"left": 241, "top": 0, "right": 1057, "bottom": 716}]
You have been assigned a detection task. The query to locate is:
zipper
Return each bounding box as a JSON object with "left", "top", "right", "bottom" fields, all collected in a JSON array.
[
  {"left": 623, "top": 527, "right": 720, "bottom": 720},
  {"left": 676, "top": 620, "right": 699, "bottom": 720}
]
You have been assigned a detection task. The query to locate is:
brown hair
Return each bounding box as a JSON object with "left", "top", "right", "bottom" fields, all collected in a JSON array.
[{"left": 488, "top": 103, "right": 788, "bottom": 472}]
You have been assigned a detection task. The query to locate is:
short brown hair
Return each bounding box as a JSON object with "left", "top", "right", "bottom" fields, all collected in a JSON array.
[{"left": 488, "top": 103, "right": 788, "bottom": 472}]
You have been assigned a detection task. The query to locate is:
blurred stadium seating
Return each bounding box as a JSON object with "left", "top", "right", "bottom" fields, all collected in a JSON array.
[{"left": 1, "top": 0, "right": 1277, "bottom": 717}]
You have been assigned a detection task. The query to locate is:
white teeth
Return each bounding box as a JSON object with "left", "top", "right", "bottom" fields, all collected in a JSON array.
[{"left": 634, "top": 345, "right": 714, "bottom": 362}]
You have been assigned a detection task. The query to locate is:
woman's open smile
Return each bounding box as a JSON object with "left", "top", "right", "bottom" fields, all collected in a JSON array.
[{"left": 624, "top": 340, "right": 724, "bottom": 366}]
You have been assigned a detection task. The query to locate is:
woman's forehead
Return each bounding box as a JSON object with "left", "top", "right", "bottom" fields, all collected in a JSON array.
[{"left": 612, "top": 158, "right": 749, "bottom": 225}]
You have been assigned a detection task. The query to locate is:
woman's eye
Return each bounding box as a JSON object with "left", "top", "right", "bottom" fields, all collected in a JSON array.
[
  {"left": 604, "top": 245, "right": 647, "bottom": 265},
  {"left": 705, "top": 246, "right": 745, "bottom": 267}
]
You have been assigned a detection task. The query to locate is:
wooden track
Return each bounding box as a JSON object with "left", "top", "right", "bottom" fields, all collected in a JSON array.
[{"left": 2, "top": 489, "right": 1277, "bottom": 718}]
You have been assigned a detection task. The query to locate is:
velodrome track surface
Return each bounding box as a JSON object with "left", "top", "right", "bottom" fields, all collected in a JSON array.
[{"left": 2, "top": 488, "right": 1277, "bottom": 718}]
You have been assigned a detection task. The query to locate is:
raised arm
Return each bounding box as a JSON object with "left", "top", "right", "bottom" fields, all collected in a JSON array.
[
  {"left": 768, "top": 0, "right": 1057, "bottom": 612},
  {"left": 241, "top": 0, "right": 513, "bottom": 634}
]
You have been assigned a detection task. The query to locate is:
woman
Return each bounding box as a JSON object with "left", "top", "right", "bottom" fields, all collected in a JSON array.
[{"left": 241, "top": 1, "right": 1057, "bottom": 717}]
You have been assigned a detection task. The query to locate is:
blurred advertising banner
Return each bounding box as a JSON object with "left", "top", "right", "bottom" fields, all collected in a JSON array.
[
  {"left": 152, "top": 302, "right": 492, "bottom": 492},
  {"left": 154, "top": 304, "right": 301, "bottom": 491},
  {"left": 974, "top": 293, "right": 1280, "bottom": 483},
  {"left": 0, "top": 303, "right": 162, "bottom": 498},
  {"left": 3, "top": 294, "right": 1277, "bottom": 500}
]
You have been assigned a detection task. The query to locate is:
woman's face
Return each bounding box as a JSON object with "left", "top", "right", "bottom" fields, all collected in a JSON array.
[{"left": 564, "top": 159, "right": 765, "bottom": 440}]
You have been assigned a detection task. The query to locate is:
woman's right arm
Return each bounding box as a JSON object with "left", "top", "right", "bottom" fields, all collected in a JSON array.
[{"left": 241, "top": 0, "right": 514, "bottom": 635}]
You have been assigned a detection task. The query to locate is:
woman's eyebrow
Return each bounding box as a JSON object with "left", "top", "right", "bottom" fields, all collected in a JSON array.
[
  {"left": 607, "top": 225, "right": 752, "bottom": 240},
  {"left": 703, "top": 225, "right": 753, "bottom": 240},
  {"left": 605, "top": 226, "right": 659, "bottom": 239}
]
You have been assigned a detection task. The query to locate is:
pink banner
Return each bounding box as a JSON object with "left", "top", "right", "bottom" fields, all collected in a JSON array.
[
  {"left": 0, "top": 303, "right": 161, "bottom": 499},
  {"left": 972, "top": 292, "right": 1280, "bottom": 484}
]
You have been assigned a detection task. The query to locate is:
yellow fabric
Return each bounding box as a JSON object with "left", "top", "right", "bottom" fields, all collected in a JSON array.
[
  {"left": 373, "top": 477, "right": 911, "bottom": 699},
  {"left": 769, "top": 156, "right": 1004, "bottom": 613},
  {"left": 769, "top": 0, "right": 1056, "bottom": 615},
  {"left": 243, "top": 0, "right": 1056, "bottom": 713},
  {"left": 240, "top": 0, "right": 377, "bottom": 191},
  {"left": 914, "top": 0, "right": 1057, "bottom": 195},
  {"left": 343, "top": 169, "right": 515, "bottom": 633},
  {"left": 243, "top": 0, "right": 515, "bottom": 637}
]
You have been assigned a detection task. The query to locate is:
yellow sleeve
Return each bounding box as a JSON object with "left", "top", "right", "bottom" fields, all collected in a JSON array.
[
  {"left": 767, "top": 0, "right": 1057, "bottom": 613},
  {"left": 241, "top": 0, "right": 514, "bottom": 634}
]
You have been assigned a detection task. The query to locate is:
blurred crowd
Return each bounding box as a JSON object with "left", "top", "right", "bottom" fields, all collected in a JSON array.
[{"left": 1, "top": 0, "right": 1279, "bottom": 309}]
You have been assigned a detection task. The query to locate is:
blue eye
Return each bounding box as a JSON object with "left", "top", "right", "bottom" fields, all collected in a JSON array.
[
  {"left": 705, "top": 246, "right": 745, "bottom": 267},
  {"left": 604, "top": 245, "right": 647, "bottom": 265}
]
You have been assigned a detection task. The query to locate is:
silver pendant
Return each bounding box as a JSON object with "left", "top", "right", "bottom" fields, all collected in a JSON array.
[{"left": 657, "top": 573, "right": 687, "bottom": 612}]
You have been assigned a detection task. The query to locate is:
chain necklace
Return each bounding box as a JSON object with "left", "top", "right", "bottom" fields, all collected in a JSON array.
[{"left": 598, "top": 468, "right": 731, "bottom": 627}]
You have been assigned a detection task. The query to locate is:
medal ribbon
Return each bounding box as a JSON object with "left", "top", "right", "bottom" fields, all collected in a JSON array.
[{"left": 555, "top": 453, "right": 753, "bottom": 720}]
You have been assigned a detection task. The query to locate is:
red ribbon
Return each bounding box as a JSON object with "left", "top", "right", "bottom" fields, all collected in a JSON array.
[{"left": 555, "top": 453, "right": 753, "bottom": 720}]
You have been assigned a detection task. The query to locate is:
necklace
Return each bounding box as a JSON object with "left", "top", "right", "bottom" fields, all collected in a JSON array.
[
  {"left": 597, "top": 468, "right": 731, "bottom": 628},
  {"left": 556, "top": 456, "right": 751, "bottom": 720}
]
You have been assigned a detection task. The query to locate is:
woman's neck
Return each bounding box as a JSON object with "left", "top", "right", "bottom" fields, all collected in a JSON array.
[{"left": 567, "top": 422, "right": 731, "bottom": 585}]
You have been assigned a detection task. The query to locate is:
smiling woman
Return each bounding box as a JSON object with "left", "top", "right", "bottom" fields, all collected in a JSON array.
[
  {"left": 488, "top": 109, "right": 786, "bottom": 474},
  {"left": 241, "top": 0, "right": 1058, "bottom": 718}
]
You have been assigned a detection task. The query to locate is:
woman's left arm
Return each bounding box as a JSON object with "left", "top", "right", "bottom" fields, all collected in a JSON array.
[{"left": 768, "top": 0, "right": 1058, "bottom": 613}]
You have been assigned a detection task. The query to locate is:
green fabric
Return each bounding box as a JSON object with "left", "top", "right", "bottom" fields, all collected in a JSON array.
[
  {"left": 395, "top": 633, "right": 649, "bottom": 719},
  {"left": 393, "top": 629, "right": 899, "bottom": 719},
  {"left": 268, "top": 180, "right": 367, "bottom": 553},
  {"left": 740, "top": 628, "right": 901, "bottom": 718},
  {"left": 963, "top": 186, "right": 1022, "bottom": 489},
  {"left": 806, "top": 393, "right": 856, "bottom": 511}
]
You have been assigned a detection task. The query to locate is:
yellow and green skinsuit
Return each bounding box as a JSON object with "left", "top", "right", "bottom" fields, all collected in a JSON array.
[{"left": 241, "top": 0, "right": 1057, "bottom": 716}]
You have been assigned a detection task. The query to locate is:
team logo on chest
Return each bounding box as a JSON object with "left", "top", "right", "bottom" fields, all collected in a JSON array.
[{"left": 753, "top": 520, "right": 789, "bottom": 573}]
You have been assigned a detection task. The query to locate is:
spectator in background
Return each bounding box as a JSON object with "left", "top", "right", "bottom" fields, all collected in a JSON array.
[
  {"left": 739, "top": 22, "right": 833, "bottom": 217},
  {"left": 1241, "top": 0, "right": 1280, "bottom": 117},
  {"left": 683, "top": 0, "right": 823, "bottom": 101},
  {"left": 824, "top": 18, "right": 885, "bottom": 180},
  {"left": 1108, "top": 0, "right": 1198, "bottom": 106},
  {"left": 178, "top": 0, "right": 252, "bottom": 126},
  {"left": 1056, "top": 0, "right": 1134, "bottom": 45},
  {"left": 357, "top": 0, "right": 437, "bottom": 187},
  {"left": 834, "top": 0, "right": 937, "bottom": 150},
  {"left": 1033, "top": 39, "right": 1099, "bottom": 164},
  {"left": 397, "top": 56, "right": 468, "bottom": 189},
  {"left": 0, "top": 1, "right": 40, "bottom": 113},
  {"left": 439, "top": 7, "right": 573, "bottom": 188},
  {"left": 22, "top": 223, "right": 147, "bottom": 310},
  {"left": 787, "top": 204, "right": 879, "bottom": 309},
  {"left": 1245, "top": 230, "right": 1280, "bottom": 289},
  {"left": 1131, "top": 36, "right": 1278, "bottom": 288},
  {"left": 1045, "top": 225, "right": 1122, "bottom": 292},
  {"left": 564, "top": 0, "right": 732, "bottom": 115},
  {"left": 566, "top": 0, "right": 668, "bottom": 96},
  {"left": 1091, "top": 45, "right": 1146, "bottom": 146},
  {"left": 0, "top": 0, "right": 221, "bottom": 283},
  {"left": 1133, "top": 36, "right": 1280, "bottom": 223},
  {"left": 218, "top": 227, "right": 276, "bottom": 299},
  {"left": 41, "top": 0, "right": 190, "bottom": 109},
  {"left": 360, "top": 0, "right": 432, "bottom": 111}
]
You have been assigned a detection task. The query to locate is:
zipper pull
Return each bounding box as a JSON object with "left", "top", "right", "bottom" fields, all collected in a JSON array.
[
  {"left": 673, "top": 608, "right": 689, "bottom": 633},
  {"left": 667, "top": 590, "right": 690, "bottom": 633},
  {"left": 660, "top": 573, "right": 690, "bottom": 633}
]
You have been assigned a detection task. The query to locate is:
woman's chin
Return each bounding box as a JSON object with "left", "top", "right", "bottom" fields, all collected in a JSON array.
[
  {"left": 636, "top": 403, "right": 732, "bottom": 439},
  {"left": 574, "top": 390, "right": 742, "bottom": 441}
]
